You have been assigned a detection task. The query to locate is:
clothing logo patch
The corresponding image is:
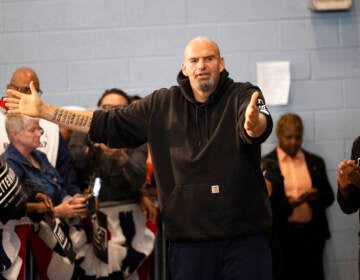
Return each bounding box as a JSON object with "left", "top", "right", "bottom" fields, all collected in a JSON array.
[
  {"left": 257, "top": 99, "right": 270, "bottom": 116},
  {"left": 211, "top": 185, "right": 220, "bottom": 194}
]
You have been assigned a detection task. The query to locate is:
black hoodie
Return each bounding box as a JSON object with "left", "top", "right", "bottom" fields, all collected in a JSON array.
[{"left": 90, "top": 69, "right": 273, "bottom": 241}]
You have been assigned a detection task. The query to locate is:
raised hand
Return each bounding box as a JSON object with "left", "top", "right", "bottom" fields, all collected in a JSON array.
[
  {"left": 6, "top": 81, "right": 93, "bottom": 133},
  {"left": 244, "top": 91, "right": 266, "bottom": 138},
  {"left": 5, "top": 81, "right": 43, "bottom": 117},
  {"left": 337, "top": 159, "right": 360, "bottom": 188}
]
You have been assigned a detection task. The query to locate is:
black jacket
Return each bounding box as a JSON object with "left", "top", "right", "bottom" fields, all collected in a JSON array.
[
  {"left": 263, "top": 149, "right": 334, "bottom": 241},
  {"left": 89, "top": 70, "right": 273, "bottom": 241}
]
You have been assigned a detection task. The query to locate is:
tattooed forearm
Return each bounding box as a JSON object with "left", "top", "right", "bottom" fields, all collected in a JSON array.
[
  {"left": 84, "top": 116, "right": 92, "bottom": 128},
  {"left": 73, "top": 115, "right": 81, "bottom": 126},
  {"left": 61, "top": 110, "right": 69, "bottom": 124},
  {"left": 53, "top": 108, "right": 64, "bottom": 123},
  {"left": 84, "top": 117, "right": 91, "bottom": 127},
  {"left": 52, "top": 109, "right": 92, "bottom": 129},
  {"left": 66, "top": 112, "right": 76, "bottom": 125},
  {"left": 42, "top": 103, "right": 92, "bottom": 133}
]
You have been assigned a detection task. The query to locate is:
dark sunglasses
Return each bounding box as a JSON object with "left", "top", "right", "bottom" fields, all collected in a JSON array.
[{"left": 9, "top": 84, "right": 43, "bottom": 96}]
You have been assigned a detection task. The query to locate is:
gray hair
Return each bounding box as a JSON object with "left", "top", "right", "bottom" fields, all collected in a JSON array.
[{"left": 5, "top": 114, "right": 38, "bottom": 141}]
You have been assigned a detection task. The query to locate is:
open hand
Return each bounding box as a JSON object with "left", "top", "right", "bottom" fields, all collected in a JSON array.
[
  {"left": 244, "top": 91, "right": 266, "bottom": 137},
  {"left": 5, "top": 81, "right": 43, "bottom": 117},
  {"left": 337, "top": 159, "right": 358, "bottom": 188}
]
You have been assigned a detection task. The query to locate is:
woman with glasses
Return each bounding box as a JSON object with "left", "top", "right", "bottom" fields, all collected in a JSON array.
[
  {"left": 1, "top": 114, "right": 89, "bottom": 279},
  {"left": 2, "top": 114, "right": 87, "bottom": 218},
  {"left": 1, "top": 67, "right": 81, "bottom": 200}
]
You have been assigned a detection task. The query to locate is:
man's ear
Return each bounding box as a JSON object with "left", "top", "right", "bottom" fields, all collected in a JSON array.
[
  {"left": 219, "top": 57, "right": 225, "bottom": 72},
  {"left": 181, "top": 62, "right": 188, "bottom": 77}
]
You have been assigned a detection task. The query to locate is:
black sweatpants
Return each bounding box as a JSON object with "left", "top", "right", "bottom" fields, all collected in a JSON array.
[{"left": 167, "top": 234, "right": 272, "bottom": 280}]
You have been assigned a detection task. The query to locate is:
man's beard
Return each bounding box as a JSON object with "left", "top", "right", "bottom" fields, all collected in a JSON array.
[{"left": 195, "top": 77, "right": 216, "bottom": 92}]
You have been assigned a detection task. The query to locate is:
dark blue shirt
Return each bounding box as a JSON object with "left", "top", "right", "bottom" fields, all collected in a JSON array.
[{"left": 2, "top": 143, "right": 67, "bottom": 205}]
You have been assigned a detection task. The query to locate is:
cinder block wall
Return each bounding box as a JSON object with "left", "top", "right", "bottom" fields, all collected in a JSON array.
[{"left": 1, "top": 1, "right": 360, "bottom": 279}]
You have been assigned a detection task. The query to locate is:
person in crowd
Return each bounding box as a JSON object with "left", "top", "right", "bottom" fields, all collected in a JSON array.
[
  {"left": 337, "top": 136, "right": 360, "bottom": 277},
  {"left": 2, "top": 114, "right": 87, "bottom": 218},
  {"left": 262, "top": 113, "right": 334, "bottom": 280},
  {"left": 0, "top": 156, "right": 56, "bottom": 279},
  {"left": 0, "top": 156, "right": 54, "bottom": 224},
  {"left": 1, "top": 114, "right": 88, "bottom": 279},
  {"left": 0, "top": 67, "right": 80, "bottom": 196},
  {"left": 6, "top": 36, "right": 273, "bottom": 280},
  {"left": 68, "top": 88, "right": 157, "bottom": 279},
  {"left": 69, "top": 88, "right": 156, "bottom": 218},
  {"left": 130, "top": 95, "right": 142, "bottom": 104}
]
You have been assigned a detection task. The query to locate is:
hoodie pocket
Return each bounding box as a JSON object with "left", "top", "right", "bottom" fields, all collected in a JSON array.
[{"left": 162, "top": 183, "right": 232, "bottom": 239}]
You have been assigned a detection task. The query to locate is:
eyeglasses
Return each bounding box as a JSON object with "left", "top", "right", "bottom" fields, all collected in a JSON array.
[
  {"left": 25, "top": 127, "right": 44, "bottom": 135},
  {"left": 101, "top": 104, "right": 126, "bottom": 111},
  {"left": 9, "top": 85, "right": 43, "bottom": 96}
]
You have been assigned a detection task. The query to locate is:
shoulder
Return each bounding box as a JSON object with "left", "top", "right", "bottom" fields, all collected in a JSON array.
[
  {"left": 139, "top": 86, "right": 182, "bottom": 111},
  {"left": 230, "top": 82, "right": 266, "bottom": 107},
  {"left": 303, "top": 149, "right": 326, "bottom": 169},
  {"left": 152, "top": 86, "right": 181, "bottom": 100},
  {"left": 1, "top": 149, "right": 24, "bottom": 175},
  {"left": 262, "top": 149, "right": 277, "bottom": 160},
  {"left": 2, "top": 144, "right": 18, "bottom": 159},
  {"left": 1, "top": 148, "right": 11, "bottom": 160},
  {"left": 232, "top": 82, "right": 261, "bottom": 94},
  {"left": 353, "top": 136, "right": 360, "bottom": 144},
  {"left": 262, "top": 150, "right": 279, "bottom": 170},
  {"left": 303, "top": 149, "right": 323, "bottom": 160},
  {"left": 352, "top": 136, "right": 360, "bottom": 150}
]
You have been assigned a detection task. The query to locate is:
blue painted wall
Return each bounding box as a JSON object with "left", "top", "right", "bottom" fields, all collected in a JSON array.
[{"left": 1, "top": 1, "right": 359, "bottom": 279}]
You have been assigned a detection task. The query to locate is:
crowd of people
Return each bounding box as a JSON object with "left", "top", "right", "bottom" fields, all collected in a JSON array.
[
  {"left": 0, "top": 68, "right": 158, "bottom": 279},
  {"left": 0, "top": 36, "right": 358, "bottom": 280}
]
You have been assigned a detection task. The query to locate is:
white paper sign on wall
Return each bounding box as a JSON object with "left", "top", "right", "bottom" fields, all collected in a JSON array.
[{"left": 307, "top": 0, "right": 352, "bottom": 11}]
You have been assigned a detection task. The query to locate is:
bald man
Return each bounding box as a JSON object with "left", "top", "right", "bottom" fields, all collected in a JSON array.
[
  {"left": 7, "top": 37, "right": 273, "bottom": 280},
  {"left": 1, "top": 68, "right": 60, "bottom": 163},
  {"left": 1, "top": 67, "right": 80, "bottom": 196}
]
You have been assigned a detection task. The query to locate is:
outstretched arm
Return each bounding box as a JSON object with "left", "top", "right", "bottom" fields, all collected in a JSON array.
[
  {"left": 5, "top": 81, "right": 92, "bottom": 133},
  {"left": 244, "top": 91, "right": 267, "bottom": 138}
]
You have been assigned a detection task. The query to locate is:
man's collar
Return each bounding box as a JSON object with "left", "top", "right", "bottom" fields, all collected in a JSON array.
[{"left": 276, "top": 146, "right": 303, "bottom": 161}]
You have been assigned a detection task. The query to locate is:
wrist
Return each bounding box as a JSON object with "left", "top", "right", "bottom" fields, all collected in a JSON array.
[
  {"left": 53, "top": 205, "right": 61, "bottom": 218},
  {"left": 338, "top": 183, "right": 352, "bottom": 198},
  {"left": 246, "top": 114, "right": 266, "bottom": 138}
]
